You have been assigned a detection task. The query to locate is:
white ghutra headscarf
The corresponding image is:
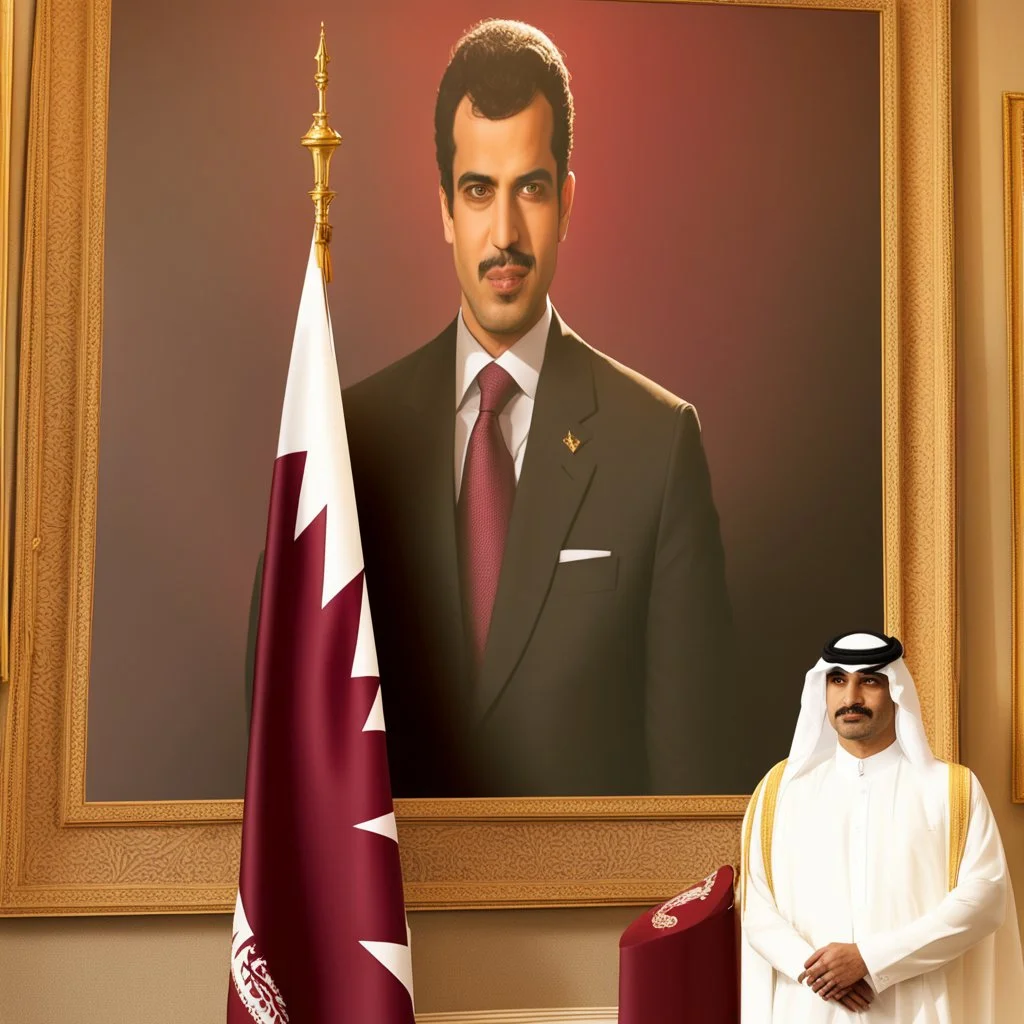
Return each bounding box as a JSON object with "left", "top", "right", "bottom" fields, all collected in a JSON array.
[{"left": 782, "top": 631, "right": 936, "bottom": 783}]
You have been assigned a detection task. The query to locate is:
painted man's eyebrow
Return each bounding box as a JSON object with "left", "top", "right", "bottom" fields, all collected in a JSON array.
[
  {"left": 456, "top": 172, "right": 496, "bottom": 190},
  {"left": 512, "top": 168, "right": 554, "bottom": 190}
]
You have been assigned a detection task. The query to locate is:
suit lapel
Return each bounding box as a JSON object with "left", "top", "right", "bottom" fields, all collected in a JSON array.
[
  {"left": 474, "top": 314, "right": 598, "bottom": 720},
  {"left": 402, "top": 321, "right": 469, "bottom": 695}
]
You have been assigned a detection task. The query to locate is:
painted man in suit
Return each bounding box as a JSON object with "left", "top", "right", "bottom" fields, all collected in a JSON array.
[{"left": 342, "top": 19, "right": 737, "bottom": 798}]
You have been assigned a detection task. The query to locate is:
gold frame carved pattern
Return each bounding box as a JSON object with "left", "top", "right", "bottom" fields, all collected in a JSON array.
[
  {"left": 1006, "top": 93, "right": 1024, "bottom": 804},
  {"left": 0, "top": 0, "right": 955, "bottom": 916},
  {"left": 0, "top": 0, "right": 14, "bottom": 690}
]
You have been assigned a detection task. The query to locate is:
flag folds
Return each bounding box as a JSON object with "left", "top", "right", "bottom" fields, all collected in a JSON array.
[{"left": 228, "top": 238, "right": 414, "bottom": 1024}]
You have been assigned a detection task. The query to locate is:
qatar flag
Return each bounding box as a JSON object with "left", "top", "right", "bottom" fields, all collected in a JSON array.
[{"left": 227, "top": 237, "right": 415, "bottom": 1024}]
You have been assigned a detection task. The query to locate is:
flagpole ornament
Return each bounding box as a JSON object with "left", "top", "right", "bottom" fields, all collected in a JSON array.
[{"left": 300, "top": 23, "right": 342, "bottom": 283}]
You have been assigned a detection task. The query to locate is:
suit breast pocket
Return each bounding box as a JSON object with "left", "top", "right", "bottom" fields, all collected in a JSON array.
[{"left": 550, "top": 554, "right": 619, "bottom": 593}]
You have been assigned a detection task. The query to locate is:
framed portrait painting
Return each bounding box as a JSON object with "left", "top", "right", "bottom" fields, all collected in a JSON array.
[{"left": 0, "top": 0, "right": 956, "bottom": 915}]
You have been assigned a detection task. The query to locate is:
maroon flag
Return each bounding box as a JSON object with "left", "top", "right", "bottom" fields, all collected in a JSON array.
[{"left": 227, "top": 238, "right": 415, "bottom": 1024}]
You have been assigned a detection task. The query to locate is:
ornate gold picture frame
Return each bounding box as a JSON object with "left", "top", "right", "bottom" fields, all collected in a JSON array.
[
  {"left": 1007, "top": 92, "right": 1024, "bottom": 804},
  {"left": 0, "top": 0, "right": 14, "bottom": 691},
  {"left": 0, "top": 0, "right": 956, "bottom": 916}
]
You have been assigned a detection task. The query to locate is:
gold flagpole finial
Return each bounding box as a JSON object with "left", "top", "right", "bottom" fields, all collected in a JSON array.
[{"left": 300, "top": 23, "right": 343, "bottom": 282}]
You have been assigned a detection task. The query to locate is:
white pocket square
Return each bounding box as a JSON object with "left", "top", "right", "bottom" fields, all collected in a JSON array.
[{"left": 558, "top": 549, "right": 612, "bottom": 563}]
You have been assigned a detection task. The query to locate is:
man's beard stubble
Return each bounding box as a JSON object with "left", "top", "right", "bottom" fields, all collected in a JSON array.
[{"left": 469, "top": 247, "right": 541, "bottom": 334}]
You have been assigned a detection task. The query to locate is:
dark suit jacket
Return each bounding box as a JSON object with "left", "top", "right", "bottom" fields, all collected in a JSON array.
[{"left": 341, "top": 312, "right": 738, "bottom": 797}]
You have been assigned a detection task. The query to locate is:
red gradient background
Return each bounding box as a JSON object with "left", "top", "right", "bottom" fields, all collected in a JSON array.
[{"left": 89, "top": 0, "right": 881, "bottom": 799}]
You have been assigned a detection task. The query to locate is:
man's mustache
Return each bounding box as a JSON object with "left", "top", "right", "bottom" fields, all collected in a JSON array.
[
  {"left": 479, "top": 249, "right": 535, "bottom": 279},
  {"left": 835, "top": 704, "right": 873, "bottom": 719}
]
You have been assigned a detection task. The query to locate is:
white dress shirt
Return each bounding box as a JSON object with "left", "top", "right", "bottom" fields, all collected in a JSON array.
[{"left": 454, "top": 298, "right": 552, "bottom": 502}]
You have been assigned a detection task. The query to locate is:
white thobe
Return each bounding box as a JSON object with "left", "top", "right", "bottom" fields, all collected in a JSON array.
[{"left": 742, "top": 743, "right": 1024, "bottom": 1022}]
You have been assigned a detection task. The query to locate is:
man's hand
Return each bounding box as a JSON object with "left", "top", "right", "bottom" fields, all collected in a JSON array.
[
  {"left": 834, "top": 979, "right": 875, "bottom": 1013},
  {"left": 798, "top": 943, "right": 870, "bottom": 1000}
]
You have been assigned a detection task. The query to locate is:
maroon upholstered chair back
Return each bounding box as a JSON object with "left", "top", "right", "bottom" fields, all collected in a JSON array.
[{"left": 618, "top": 864, "right": 739, "bottom": 1024}]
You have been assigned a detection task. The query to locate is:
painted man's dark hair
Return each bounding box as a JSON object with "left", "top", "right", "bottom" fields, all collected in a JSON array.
[{"left": 435, "top": 19, "right": 575, "bottom": 214}]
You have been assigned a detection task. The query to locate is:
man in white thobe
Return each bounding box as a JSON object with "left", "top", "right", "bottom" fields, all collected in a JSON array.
[{"left": 741, "top": 631, "right": 1024, "bottom": 1022}]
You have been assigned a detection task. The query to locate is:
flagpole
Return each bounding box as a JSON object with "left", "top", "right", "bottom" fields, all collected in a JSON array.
[
  {"left": 228, "top": 28, "right": 414, "bottom": 1022},
  {"left": 300, "top": 23, "right": 342, "bottom": 283}
]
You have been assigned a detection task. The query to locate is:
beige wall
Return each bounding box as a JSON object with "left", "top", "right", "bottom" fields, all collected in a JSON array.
[
  {"left": 3, "top": 0, "right": 1024, "bottom": 1020},
  {"left": 0, "top": 908, "right": 634, "bottom": 1021}
]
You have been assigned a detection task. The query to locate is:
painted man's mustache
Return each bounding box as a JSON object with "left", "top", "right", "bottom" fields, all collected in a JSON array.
[
  {"left": 478, "top": 249, "right": 535, "bottom": 279},
  {"left": 835, "top": 704, "right": 873, "bottom": 719}
]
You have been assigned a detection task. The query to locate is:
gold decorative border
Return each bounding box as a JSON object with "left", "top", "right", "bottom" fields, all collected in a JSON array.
[
  {"left": 1006, "top": 93, "right": 1024, "bottom": 803},
  {"left": 0, "top": 0, "right": 956, "bottom": 916},
  {"left": 416, "top": 1010, "right": 616, "bottom": 1024},
  {"left": 0, "top": 0, "right": 14, "bottom": 689}
]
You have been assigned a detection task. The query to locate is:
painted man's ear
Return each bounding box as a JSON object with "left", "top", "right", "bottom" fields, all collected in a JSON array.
[
  {"left": 558, "top": 171, "right": 576, "bottom": 243},
  {"left": 439, "top": 185, "right": 454, "bottom": 244}
]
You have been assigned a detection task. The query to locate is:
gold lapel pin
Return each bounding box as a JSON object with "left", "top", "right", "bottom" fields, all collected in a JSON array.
[{"left": 562, "top": 430, "right": 581, "bottom": 454}]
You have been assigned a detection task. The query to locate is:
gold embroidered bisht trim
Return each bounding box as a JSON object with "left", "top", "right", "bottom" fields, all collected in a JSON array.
[
  {"left": 741, "top": 759, "right": 788, "bottom": 911},
  {"left": 947, "top": 762, "right": 971, "bottom": 891}
]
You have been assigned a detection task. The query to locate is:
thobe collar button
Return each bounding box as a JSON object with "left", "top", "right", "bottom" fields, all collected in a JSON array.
[{"left": 835, "top": 740, "right": 903, "bottom": 779}]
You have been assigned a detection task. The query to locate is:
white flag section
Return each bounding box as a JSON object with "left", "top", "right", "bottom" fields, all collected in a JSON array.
[
  {"left": 277, "top": 240, "right": 363, "bottom": 608},
  {"left": 228, "top": 235, "right": 415, "bottom": 1024},
  {"left": 360, "top": 941, "right": 416, "bottom": 1003}
]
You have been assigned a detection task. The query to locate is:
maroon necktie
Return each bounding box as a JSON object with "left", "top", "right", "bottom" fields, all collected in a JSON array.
[{"left": 458, "top": 362, "right": 519, "bottom": 669}]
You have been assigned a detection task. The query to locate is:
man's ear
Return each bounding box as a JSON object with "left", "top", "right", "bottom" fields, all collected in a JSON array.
[
  {"left": 558, "top": 171, "right": 576, "bottom": 242},
  {"left": 439, "top": 185, "right": 454, "bottom": 244}
]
